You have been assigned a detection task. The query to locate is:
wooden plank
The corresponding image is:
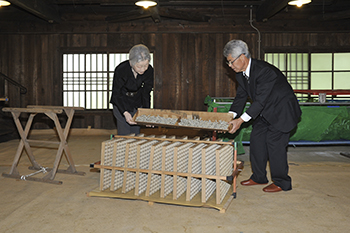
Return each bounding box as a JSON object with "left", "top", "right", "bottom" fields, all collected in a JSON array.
[
  {"left": 109, "top": 140, "right": 118, "bottom": 191},
  {"left": 340, "top": 152, "right": 350, "bottom": 159},
  {"left": 186, "top": 146, "right": 194, "bottom": 202},
  {"left": 180, "top": 33, "right": 189, "bottom": 110},
  {"left": 215, "top": 34, "right": 224, "bottom": 97},
  {"left": 220, "top": 195, "right": 235, "bottom": 214},
  {"left": 172, "top": 145, "right": 179, "bottom": 200},
  {"left": 11, "top": 112, "right": 41, "bottom": 171},
  {"left": 2, "top": 107, "right": 63, "bottom": 114},
  {"left": 159, "top": 33, "right": 175, "bottom": 109},
  {"left": 233, "top": 142, "right": 238, "bottom": 196},
  {"left": 200, "top": 34, "right": 210, "bottom": 105},
  {"left": 9, "top": 0, "right": 61, "bottom": 23},
  {"left": 114, "top": 134, "right": 233, "bottom": 145},
  {"left": 145, "top": 142, "right": 157, "bottom": 197},
  {"left": 27, "top": 105, "right": 84, "bottom": 111},
  {"left": 95, "top": 163, "right": 230, "bottom": 180},
  {"left": 173, "top": 33, "right": 181, "bottom": 110},
  {"left": 215, "top": 149, "right": 221, "bottom": 205},
  {"left": 201, "top": 145, "right": 207, "bottom": 203},
  {"left": 134, "top": 143, "right": 142, "bottom": 196},
  {"left": 194, "top": 34, "right": 202, "bottom": 111},
  {"left": 160, "top": 144, "right": 167, "bottom": 198},
  {"left": 26, "top": 139, "right": 60, "bottom": 145},
  {"left": 121, "top": 143, "right": 130, "bottom": 194}
]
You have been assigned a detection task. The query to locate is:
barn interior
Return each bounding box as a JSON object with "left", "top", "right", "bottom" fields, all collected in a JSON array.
[{"left": 0, "top": 0, "right": 350, "bottom": 232}]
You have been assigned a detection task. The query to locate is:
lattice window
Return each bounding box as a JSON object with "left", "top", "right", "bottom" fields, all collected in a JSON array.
[
  {"left": 311, "top": 53, "right": 350, "bottom": 100},
  {"left": 265, "top": 52, "right": 350, "bottom": 101},
  {"left": 63, "top": 53, "right": 153, "bottom": 109},
  {"left": 265, "top": 53, "right": 309, "bottom": 100}
]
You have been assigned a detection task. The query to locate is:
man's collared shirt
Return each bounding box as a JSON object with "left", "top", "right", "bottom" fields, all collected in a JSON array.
[{"left": 229, "top": 58, "right": 252, "bottom": 122}]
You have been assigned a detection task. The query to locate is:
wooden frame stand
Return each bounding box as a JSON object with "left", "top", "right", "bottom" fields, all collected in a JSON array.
[{"left": 2, "top": 105, "right": 85, "bottom": 184}]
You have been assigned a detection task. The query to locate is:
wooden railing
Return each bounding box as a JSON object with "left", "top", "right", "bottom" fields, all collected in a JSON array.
[{"left": 0, "top": 72, "right": 27, "bottom": 105}]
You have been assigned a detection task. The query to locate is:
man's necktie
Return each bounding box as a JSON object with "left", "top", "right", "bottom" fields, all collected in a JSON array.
[
  {"left": 244, "top": 74, "right": 252, "bottom": 97},
  {"left": 244, "top": 74, "right": 249, "bottom": 84}
]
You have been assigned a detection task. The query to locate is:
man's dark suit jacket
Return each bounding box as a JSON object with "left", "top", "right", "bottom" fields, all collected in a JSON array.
[{"left": 229, "top": 59, "right": 302, "bottom": 133}]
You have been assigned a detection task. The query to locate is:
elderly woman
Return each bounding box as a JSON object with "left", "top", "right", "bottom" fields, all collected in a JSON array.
[{"left": 110, "top": 44, "right": 154, "bottom": 135}]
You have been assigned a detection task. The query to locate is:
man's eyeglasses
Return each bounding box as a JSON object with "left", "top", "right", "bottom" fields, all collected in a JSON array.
[{"left": 226, "top": 54, "right": 243, "bottom": 66}]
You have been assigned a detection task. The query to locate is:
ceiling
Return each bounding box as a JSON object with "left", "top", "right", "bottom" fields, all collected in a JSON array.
[{"left": 1, "top": 0, "right": 350, "bottom": 26}]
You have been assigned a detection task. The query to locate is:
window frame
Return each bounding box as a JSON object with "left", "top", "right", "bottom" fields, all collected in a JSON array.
[
  {"left": 60, "top": 48, "right": 154, "bottom": 110},
  {"left": 263, "top": 48, "right": 350, "bottom": 101}
]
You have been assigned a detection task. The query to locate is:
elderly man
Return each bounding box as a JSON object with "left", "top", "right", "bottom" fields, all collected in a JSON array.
[{"left": 223, "top": 39, "right": 301, "bottom": 192}]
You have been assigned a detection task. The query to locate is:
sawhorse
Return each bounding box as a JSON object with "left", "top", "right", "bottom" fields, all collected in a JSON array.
[{"left": 2, "top": 106, "right": 85, "bottom": 184}]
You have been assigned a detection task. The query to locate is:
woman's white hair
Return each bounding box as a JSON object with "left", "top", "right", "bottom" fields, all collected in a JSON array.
[{"left": 129, "top": 44, "right": 151, "bottom": 66}]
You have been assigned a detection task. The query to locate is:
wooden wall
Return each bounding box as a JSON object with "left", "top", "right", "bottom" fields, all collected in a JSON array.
[{"left": 1, "top": 28, "right": 350, "bottom": 129}]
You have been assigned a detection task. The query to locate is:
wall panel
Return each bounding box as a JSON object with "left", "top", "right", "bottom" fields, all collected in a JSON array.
[{"left": 1, "top": 31, "right": 350, "bottom": 129}]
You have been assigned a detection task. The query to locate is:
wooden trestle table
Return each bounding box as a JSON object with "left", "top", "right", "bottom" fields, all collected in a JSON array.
[{"left": 2, "top": 105, "right": 85, "bottom": 184}]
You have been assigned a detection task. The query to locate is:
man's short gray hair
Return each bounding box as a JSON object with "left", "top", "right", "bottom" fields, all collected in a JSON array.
[
  {"left": 129, "top": 44, "right": 151, "bottom": 66},
  {"left": 223, "top": 40, "right": 251, "bottom": 59}
]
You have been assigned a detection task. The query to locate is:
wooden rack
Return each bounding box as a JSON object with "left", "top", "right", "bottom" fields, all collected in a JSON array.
[
  {"left": 133, "top": 108, "right": 233, "bottom": 131},
  {"left": 89, "top": 134, "right": 243, "bottom": 213}
]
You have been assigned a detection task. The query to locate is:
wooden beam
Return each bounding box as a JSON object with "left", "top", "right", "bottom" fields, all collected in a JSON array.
[
  {"left": 256, "top": 0, "right": 290, "bottom": 22},
  {"left": 158, "top": 7, "right": 211, "bottom": 22},
  {"left": 149, "top": 7, "right": 161, "bottom": 23},
  {"left": 9, "top": 0, "right": 61, "bottom": 23},
  {"left": 309, "top": 9, "right": 350, "bottom": 21},
  {"left": 106, "top": 6, "right": 210, "bottom": 23},
  {"left": 105, "top": 9, "right": 151, "bottom": 22}
]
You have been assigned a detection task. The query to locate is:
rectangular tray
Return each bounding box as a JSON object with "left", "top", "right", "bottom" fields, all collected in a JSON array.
[{"left": 133, "top": 108, "right": 233, "bottom": 131}]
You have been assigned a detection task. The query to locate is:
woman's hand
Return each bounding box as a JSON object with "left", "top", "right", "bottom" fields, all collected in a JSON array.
[{"left": 123, "top": 111, "right": 137, "bottom": 125}]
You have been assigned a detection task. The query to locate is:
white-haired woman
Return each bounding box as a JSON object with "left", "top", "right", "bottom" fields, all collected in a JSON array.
[{"left": 110, "top": 44, "right": 154, "bottom": 135}]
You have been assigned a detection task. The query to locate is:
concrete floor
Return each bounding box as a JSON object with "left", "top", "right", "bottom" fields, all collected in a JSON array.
[{"left": 0, "top": 129, "right": 349, "bottom": 233}]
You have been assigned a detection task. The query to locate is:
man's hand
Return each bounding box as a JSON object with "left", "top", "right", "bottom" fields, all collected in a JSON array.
[
  {"left": 123, "top": 111, "right": 137, "bottom": 125},
  {"left": 228, "top": 118, "right": 244, "bottom": 134}
]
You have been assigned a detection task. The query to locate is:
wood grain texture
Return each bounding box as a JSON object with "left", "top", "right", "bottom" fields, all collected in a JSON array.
[{"left": 1, "top": 31, "right": 349, "bottom": 129}]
